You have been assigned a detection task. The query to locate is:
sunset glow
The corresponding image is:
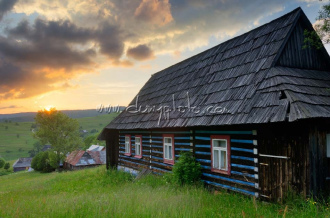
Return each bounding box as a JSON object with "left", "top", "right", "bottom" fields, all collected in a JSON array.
[{"left": 0, "top": 0, "right": 329, "bottom": 114}]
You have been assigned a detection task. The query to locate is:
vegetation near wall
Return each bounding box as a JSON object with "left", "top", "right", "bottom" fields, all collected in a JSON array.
[
  {"left": 166, "top": 152, "right": 202, "bottom": 185},
  {"left": 0, "top": 167, "right": 329, "bottom": 217}
]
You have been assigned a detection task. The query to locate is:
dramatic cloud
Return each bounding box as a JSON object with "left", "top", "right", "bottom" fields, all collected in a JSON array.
[
  {"left": 0, "top": 0, "right": 18, "bottom": 21},
  {"left": 135, "top": 0, "right": 173, "bottom": 26},
  {"left": 1, "top": 0, "right": 299, "bottom": 101},
  {"left": 127, "top": 44, "right": 155, "bottom": 61},
  {"left": 0, "top": 17, "right": 129, "bottom": 100}
]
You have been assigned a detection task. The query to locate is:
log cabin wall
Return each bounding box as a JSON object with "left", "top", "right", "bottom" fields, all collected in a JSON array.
[
  {"left": 308, "top": 119, "right": 330, "bottom": 197},
  {"left": 117, "top": 128, "right": 259, "bottom": 197},
  {"left": 258, "top": 123, "right": 310, "bottom": 201},
  {"left": 193, "top": 129, "right": 259, "bottom": 197}
]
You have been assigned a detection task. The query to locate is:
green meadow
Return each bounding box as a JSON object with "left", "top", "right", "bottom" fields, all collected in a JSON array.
[
  {"left": 0, "top": 113, "right": 117, "bottom": 161},
  {"left": 0, "top": 166, "right": 329, "bottom": 217}
]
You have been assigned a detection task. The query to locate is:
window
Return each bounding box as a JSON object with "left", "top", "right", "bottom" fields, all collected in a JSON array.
[
  {"left": 163, "top": 134, "right": 174, "bottom": 165},
  {"left": 211, "top": 135, "right": 230, "bottom": 175},
  {"left": 135, "top": 135, "right": 142, "bottom": 158},
  {"left": 327, "top": 134, "right": 330, "bottom": 158},
  {"left": 124, "top": 135, "right": 131, "bottom": 156}
]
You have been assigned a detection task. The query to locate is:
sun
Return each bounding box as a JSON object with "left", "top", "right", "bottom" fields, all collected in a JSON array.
[{"left": 44, "top": 105, "right": 55, "bottom": 111}]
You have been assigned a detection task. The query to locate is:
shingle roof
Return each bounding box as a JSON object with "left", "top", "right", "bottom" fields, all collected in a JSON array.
[
  {"left": 65, "top": 150, "right": 105, "bottom": 166},
  {"left": 103, "top": 8, "right": 330, "bottom": 130},
  {"left": 13, "top": 157, "right": 32, "bottom": 168},
  {"left": 87, "top": 145, "right": 105, "bottom": 152}
]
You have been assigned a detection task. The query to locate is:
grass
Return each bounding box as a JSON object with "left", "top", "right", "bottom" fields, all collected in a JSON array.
[
  {"left": 0, "top": 113, "right": 117, "bottom": 161},
  {"left": 0, "top": 167, "right": 329, "bottom": 217}
]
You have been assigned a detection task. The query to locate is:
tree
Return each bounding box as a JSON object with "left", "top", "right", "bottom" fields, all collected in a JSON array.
[
  {"left": 304, "top": 3, "right": 330, "bottom": 49},
  {"left": 34, "top": 108, "right": 82, "bottom": 168},
  {"left": 0, "top": 158, "right": 5, "bottom": 168},
  {"left": 4, "top": 162, "right": 10, "bottom": 170},
  {"left": 28, "top": 141, "right": 44, "bottom": 157}
]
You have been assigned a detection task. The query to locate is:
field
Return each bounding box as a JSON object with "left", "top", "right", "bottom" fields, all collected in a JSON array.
[
  {"left": 0, "top": 113, "right": 118, "bottom": 161},
  {"left": 0, "top": 167, "right": 329, "bottom": 217}
]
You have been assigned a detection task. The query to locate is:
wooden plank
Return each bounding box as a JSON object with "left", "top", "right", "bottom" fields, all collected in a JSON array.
[{"left": 195, "top": 130, "right": 253, "bottom": 135}]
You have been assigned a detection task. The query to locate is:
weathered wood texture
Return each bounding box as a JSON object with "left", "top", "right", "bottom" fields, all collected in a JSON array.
[
  {"left": 277, "top": 16, "right": 330, "bottom": 71},
  {"left": 258, "top": 120, "right": 330, "bottom": 201},
  {"left": 258, "top": 123, "right": 309, "bottom": 201},
  {"left": 105, "top": 129, "right": 119, "bottom": 169},
  {"left": 309, "top": 120, "right": 330, "bottom": 197}
]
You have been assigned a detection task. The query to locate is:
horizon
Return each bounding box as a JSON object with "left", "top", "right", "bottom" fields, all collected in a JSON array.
[{"left": 1, "top": 1, "right": 329, "bottom": 114}]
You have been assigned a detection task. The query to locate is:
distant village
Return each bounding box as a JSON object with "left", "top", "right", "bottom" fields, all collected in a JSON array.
[{"left": 13, "top": 144, "right": 106, "bottom": 172}]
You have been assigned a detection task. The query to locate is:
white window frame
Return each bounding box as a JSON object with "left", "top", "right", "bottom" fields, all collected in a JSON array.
[
  {"left": 124, "top": 135, "right": 131, "bottom": 156},
  {"left": 135, "top": 135, "right": 142, "bottom": 158},
  {"left": 212, "top": 139, "right": 227, "bottom": 170},
  {"left": 163, "top": 135, "right": 174, "bottom": 165},
  {"left": 211, "top": 135, "right": 231, "bottom": 175}
]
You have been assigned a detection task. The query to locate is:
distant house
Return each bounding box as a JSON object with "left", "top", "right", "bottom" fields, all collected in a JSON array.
[
  {"left": 13, "top": 157, "right": 33, "bottom": 172},
  {"left": 64, "top": 150, "right": 105, "bottom": 170},
  {"left": 87, "top": 145, "right": 105, "bottom": 152},
  {"left": 80, "top": 130, "right": 88, "bottom": 134},
  {"left": 41, "top": 144, "right": 52, "bottom": 152},
  {"left": 99, "top": 8, "right": 330, "bottom": 201}
]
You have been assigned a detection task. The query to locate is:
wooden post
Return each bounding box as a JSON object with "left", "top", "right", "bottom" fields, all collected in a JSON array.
[{"left": 105, "top": 129, "right": 119, "bottom": 169}]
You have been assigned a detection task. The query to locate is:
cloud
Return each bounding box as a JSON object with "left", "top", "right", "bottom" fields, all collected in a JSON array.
[
  {"left": 0, "top": 105, "right": 19, "bottom": 110},
  {"left": 127, "top": 44, "right": 155, "bottom": 61},
  {"left": 1, "top": 0, "right": 295, "bottom": 101},
  {"left": 0, "top": 17, "right": 130, "bottom": 100},
  {"left": 0, "top": 0, "right": 18, "bottom": 21},
  {"left": 134, "top": 0, "right": 173, "bottom": 26}
]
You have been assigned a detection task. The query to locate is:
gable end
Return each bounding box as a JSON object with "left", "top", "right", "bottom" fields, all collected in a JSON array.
[{"left": 276, "top": 13, "right": 330, "bottom": 71}]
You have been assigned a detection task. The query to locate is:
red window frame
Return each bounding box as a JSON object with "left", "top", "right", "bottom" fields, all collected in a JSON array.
[
  {"left": 163, "top": 134, "right": 175, "bottom": 165},
  {"left": 134, "top": 135, "right": 142, "bottom": 159},
  {"left": 210, "top": 135, "right": 231, "bottom": 175},
  {"left": 124, "top": 135, "right": 131, "bottom": 156}
]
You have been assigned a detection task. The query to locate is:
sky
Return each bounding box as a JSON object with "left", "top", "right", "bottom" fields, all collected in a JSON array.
[{"left": 0, "top": 0, "right": 329, "bottom": 114}]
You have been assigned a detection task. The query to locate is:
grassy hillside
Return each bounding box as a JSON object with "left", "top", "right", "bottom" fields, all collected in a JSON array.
[
  {"left": 0, "top": 167, "right": 328, "bottom": 217},
  {"left": 0, "top": 113, "right": 118, "bottom": 161}
]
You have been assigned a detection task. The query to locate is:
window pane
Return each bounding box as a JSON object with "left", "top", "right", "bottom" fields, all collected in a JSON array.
[
  {"left": 125, "top": 142, "right": 129, "bottom": 153},
  {"left": 168, "top": 145, "right": 172, "bottom": 160},
  {"left": 213, "top": 150, "right": 219, "bottom": 169},
  {"left": 136, "top": 144, "right": 140, "bottom": 155},
  {"left": 165, "top": 138, "right": 171, "bottom": 144},
  {"left": 221, "top": 150, "right": 227, "bottom": 170},
  {"left": 136, "top": 137, "right": 140, "bottom": 143},
  {"left": 213, "top": 140, "right": 226, "bottom": 148},
  {"left": 165, "top": 145, "right": 168, "bottom": 159}
]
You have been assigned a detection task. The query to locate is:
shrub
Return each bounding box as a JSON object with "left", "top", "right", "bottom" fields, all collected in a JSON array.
[
  {"left": 0, "top": 158, "right": 5, "bottom": 168},
  {"left": 171, "top": 152, "right": 201, "bottom": 185},
  {"left": 31, "top": 151, "right": 56, "bottom": 173},
  {"left": 4, "top": 162, "right": 10, "bottom": 170}
]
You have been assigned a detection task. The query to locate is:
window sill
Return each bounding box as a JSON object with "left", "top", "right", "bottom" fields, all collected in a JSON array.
[
  {"left": 163, "top": 159, "right": 174, "bottom": 165},
  {"left": 124, "top": 153, "right": 131, "bottom": 156},
  {"left": 134, "top": 155, "right": 142, "bottom": 159},
  {"left": 211, "top": 168, "right": 231, "bottom": 176}
]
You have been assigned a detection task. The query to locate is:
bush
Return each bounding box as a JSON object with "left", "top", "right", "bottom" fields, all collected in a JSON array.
[
  {"left": 171, "top": 152, "right": 201, "bottom": 185},
  {"left": 0, "top": 158, "right": 5, "bottom": 168},
  {"left": 4, "top": 162, "right": 10, "bottom": 170},
  {"left": 31, "top": 151, "right": 57, "bottom": 173}
]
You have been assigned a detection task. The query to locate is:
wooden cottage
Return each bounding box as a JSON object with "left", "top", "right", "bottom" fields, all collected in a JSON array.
[
  {"left": 64, "top": 150, "right": 105, "bottom": 170},
  {"left": 13, "top": 157, "right": 33, "bottom": 172},
  {"left": 99, "top": 8, "right": 330, "bottom": 201}
]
